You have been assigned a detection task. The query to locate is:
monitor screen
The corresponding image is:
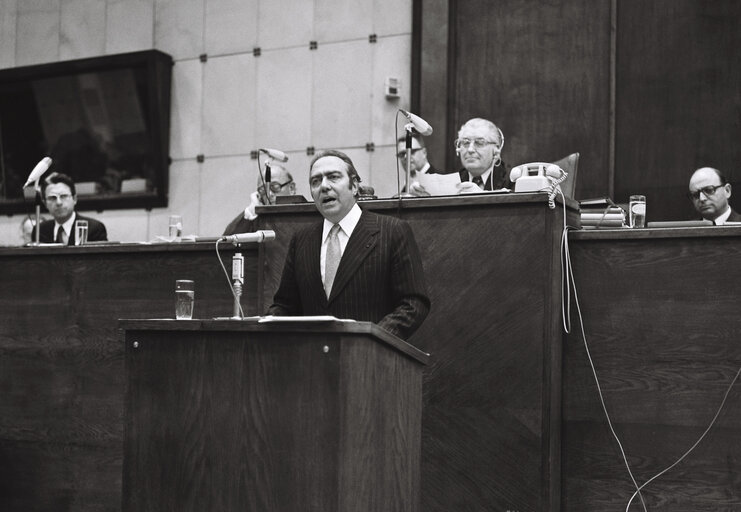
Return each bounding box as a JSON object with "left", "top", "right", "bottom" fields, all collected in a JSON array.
[{"left": 0, "top": 50, "right": 172, "bottom": 213}]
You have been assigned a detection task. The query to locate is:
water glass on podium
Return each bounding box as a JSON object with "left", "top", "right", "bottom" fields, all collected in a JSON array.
[
  {"left": 74, "top": 220, "right": 88, "bottom": 245},
  {"left": 629, "top": 195, "right": 646, "bottom": 228},
  {"left": 175, "top": 280, "right": 194, "bottom": 319}
]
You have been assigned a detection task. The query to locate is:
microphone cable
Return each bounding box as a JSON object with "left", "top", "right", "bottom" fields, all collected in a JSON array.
[
  {"left": 560, "top": 190, "right": 648, "bottom": 510},
  {"left": 561, "top": 192, "right": 741, "bottom": 511},
  {"left": 215, "top": 239, "right": 245, "bottom": 318}
]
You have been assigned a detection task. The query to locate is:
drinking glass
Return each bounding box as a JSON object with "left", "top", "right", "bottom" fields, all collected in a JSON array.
[
  {"left": 74, "top": 220, "right": 88, "bottom": 245},
  {"left": 168, "top": 214, "right": 183, "bottom": 240},
  {"left": 629, "top": 195, "right": 646, "bottom": 228},
  {"left": 175, "top": 280, "right": 194, "bottom": 319}
]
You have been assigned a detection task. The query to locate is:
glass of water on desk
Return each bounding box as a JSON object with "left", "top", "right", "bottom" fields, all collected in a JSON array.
[
  {"left": 175, "top": 280, "right": 194, "bottom": 319},
  {"left": 168, "top": 214, "right": 183, "bottom": 241},
  {"left": 629, "top": 195, "right": 646, "bottom": 228},
  {"left": 74, "top": 219, "right": 88, "bottom": 245}
]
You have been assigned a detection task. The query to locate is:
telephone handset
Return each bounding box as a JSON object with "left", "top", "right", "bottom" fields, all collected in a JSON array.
[{"left": 509, "top": 162, "right": 568, "bottom": 208}]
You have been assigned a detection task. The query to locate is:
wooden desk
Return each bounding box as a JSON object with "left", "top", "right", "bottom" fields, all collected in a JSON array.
[
  {"left": 0, "top": 242, "right": 256, "bottom": 511},
  {"left": 121, "top": 319, "right": 427, "bottom": 512},
  {"left": 259, "top": 194, "right": 580, "bottom": 512},
  {"left": 564, "top": 226, "right": 741, "bottom": 511}
]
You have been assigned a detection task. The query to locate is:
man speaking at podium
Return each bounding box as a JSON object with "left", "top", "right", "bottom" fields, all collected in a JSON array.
[{"left": 268, "top": 150, "right": 430, "bottom": 341}]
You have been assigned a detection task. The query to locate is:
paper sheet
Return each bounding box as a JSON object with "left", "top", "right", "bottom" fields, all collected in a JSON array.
[
  {"left": 415, "top": 172, "right": 462, "bottom": 196},
  {"left": 257, "top": 315, "right": 356, "bottom": 323}
]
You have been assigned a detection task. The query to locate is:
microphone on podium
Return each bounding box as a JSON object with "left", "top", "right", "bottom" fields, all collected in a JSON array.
[
  {"left": 399, "top": 109, "right": 433, "bottom": 136},
  {"left": 23, "top": 157, "right": 53, "bottom": 188},
  {"left": 259, "top": 148, "right": 288, "bottom": 162},
  {"left": 220, "top": 230, "right": 276, "bottom": 244}
]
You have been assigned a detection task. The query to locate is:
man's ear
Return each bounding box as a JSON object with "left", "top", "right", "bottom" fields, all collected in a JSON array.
[{"left": 725, "top": 183, "right": 732, "bottom": 198}]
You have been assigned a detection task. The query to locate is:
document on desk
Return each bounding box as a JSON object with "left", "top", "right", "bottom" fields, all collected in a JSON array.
[
  {"left": 257, "top": 315, "right": 356, "bottom": 323},
  {"left": 416, "top": 172, "right": 462, "bottom": 196}
]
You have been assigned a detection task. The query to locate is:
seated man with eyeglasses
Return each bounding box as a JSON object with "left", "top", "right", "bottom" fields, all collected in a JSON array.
[
  {"left": 688, "top": 167, "right": 741, "bottom": 225},
  {"left": 33, "top": 172, "right": 108, "bottom": 244},
  {"left": 222, "top": 162, "right": 297, "bottom": 236},
  {"left": 454, "top": 117, "right": 513, "bottom": 194},
  {"left": 396, "top": 132, "right": 444, "bottom": 196}
]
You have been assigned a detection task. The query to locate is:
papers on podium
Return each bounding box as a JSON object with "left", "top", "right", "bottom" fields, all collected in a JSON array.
[
  {"left": 415, "top": 172, "right": 461, "bottom": 196},
  {"left": 212, "top": 315, "right": 357, "bottom": 323},
  {"left": 257, "top": 315, "right": 355, "bottom": 323}
]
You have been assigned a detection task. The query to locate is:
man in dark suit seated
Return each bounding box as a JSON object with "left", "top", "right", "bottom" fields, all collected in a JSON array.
[
  {"left": 268, "top": 150, "right": 430, "bottom": 341},
  {"left": 222, "top": 162, "right": 296, "bottom": 236},
  {"left": 455, "top": 117, "right": 514, "bottom": 193},
  {"left": 688, "top": 167, "right": 741, "bottom": 225},
  {"left": 34, "top": 173, "right": 107, "bottom": 244}
]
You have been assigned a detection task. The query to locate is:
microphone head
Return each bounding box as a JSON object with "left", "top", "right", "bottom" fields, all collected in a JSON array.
[
  {"left": 23, "top": 157, "right": 53, "bottom": 188},
  {"left": 399, "top": 109, "right": 433, "bottom": 136},
  {"left": 259, "top": 148, "right": 288, "bottom": 162}
]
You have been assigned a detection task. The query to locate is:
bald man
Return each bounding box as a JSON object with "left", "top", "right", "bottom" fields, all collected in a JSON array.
[{"left": 688, "top": 167, "right": 741, "bottom": 225}]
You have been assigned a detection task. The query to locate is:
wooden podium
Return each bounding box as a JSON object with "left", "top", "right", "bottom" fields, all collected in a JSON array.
[{"left": 120, "top": 319, "right": 428, "bottom": 512}]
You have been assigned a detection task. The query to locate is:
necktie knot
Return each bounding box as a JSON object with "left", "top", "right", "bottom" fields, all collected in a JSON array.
[
  {"left": 56, "top": 227, "right": 66, "bottom": 244},
  {"left": 472, "top": 175, "right": 484, "bottom": 188}
]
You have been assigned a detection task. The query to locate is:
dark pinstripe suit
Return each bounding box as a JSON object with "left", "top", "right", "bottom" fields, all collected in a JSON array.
[{"left": 268, "top": 210, "right": 430, "bottom": 340}]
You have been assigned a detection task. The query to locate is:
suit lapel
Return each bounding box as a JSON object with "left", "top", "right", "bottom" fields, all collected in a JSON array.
[
  {"left": 327, "top": 211, "right": 379, "bottom": 303},
  {"left": 305, "top": 223, "right": 325, "bottom": 302}
]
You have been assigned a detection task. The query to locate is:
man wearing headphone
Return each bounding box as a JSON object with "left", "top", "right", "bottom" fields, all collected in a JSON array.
[{"left": 454, "top": 117, "right": 513, "bottom": 193}]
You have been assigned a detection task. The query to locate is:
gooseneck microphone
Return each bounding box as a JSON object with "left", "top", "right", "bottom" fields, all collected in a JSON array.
[
  {"left": 221, "top": 230, "right": 276, "bottom": 244},
  {"left": 399, "top": 109, "right": 433, "bottom": 136},
  {"left": 23, "top": 157, "right": 52, "bottom": 188},
  {"left": 259, "top": 148, "right": 288, "bottom": 162}
]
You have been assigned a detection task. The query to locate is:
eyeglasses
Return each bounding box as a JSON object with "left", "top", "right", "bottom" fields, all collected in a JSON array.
[
  {"left": 260, "top": 180, "right": 293, "bottom": 193},
  {"left": 454, "top": 138, "right": 499, "bottom": 150},
  {"left": 45, "top": 194, "right": 73, "bottom": 202},
  {"left": 688, "top": 184, "right": 724, "bottom": 201},
  {"left": 397, "top": 148, "right": 423, "bottom": 159}
]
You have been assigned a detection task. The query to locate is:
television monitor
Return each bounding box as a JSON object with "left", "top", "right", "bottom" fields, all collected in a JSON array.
[{"left": 0, "top": 49, "right": 172, "bottom": 214}]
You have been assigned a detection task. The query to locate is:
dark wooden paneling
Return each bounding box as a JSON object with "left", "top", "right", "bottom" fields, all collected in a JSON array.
[
  {"left": 615, "top": 0, "right": 741, "bottom": 220},
  {"left": 259, "top": 196, "right": 578, "bottom": 512},
  {"left": 441, "top": 0, "right": 612, "bottom": 197},
  {"left": 0, "top": 244, "right": 257, "bottom": 511},
  {"left": 122, "top": 323, "right": 423, "bottom": 512},
  {"left": 420, "top": 0, "right": 740, "bottom": 219},
  {"left": 564, "top": 230, "right": 741, "bottom": 510},
  {"left": 417, "top": 0, "right": 452, "bottom": 170}
]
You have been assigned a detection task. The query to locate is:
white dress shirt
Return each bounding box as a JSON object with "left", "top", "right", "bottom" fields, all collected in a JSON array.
[
  {"left": 320, "top": 203, "right": 362, "bottom": 282},
  {"left": 713, "top": 206, "right": 732, "bottom": 225},
  {"left": 54, "top": 212, "right": 77, "bottom": 244}
]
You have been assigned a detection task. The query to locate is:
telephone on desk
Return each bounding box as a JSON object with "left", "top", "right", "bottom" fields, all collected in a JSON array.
[{"left": 510, "top": 162, "right": 568, "bottom": 208}]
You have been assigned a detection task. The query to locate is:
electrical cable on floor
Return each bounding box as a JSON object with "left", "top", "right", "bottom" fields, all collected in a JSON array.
[{"left": 560, "top": 194, "right": 741, "bottom": 510}]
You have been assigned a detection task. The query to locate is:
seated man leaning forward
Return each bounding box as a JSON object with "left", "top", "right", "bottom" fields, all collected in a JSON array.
[
  {"left": 223, "top": 162, "right": 296, "bottom": 235},
  {"left": 268, "top": 150, "right": 430, "bottom": 341},
  {"left": 688, "top": 167, "right": 741, "bottom": 225},
  {"left": 35, "top": 172, "right": 108, "bottom": 244},
  {"left": 455, "top": 117, "right": 514, "bottom": 194}
]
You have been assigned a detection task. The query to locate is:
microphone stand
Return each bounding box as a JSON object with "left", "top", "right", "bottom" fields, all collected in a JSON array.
[
  {"left": 231, "top": 251, "right": 244, "bottom": 319},
  {"left": 33, "top": 182, "right": 42, "bottom": 245},
  {"left": 401, "top": 125, "right": 415, "bottom": 198}
]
